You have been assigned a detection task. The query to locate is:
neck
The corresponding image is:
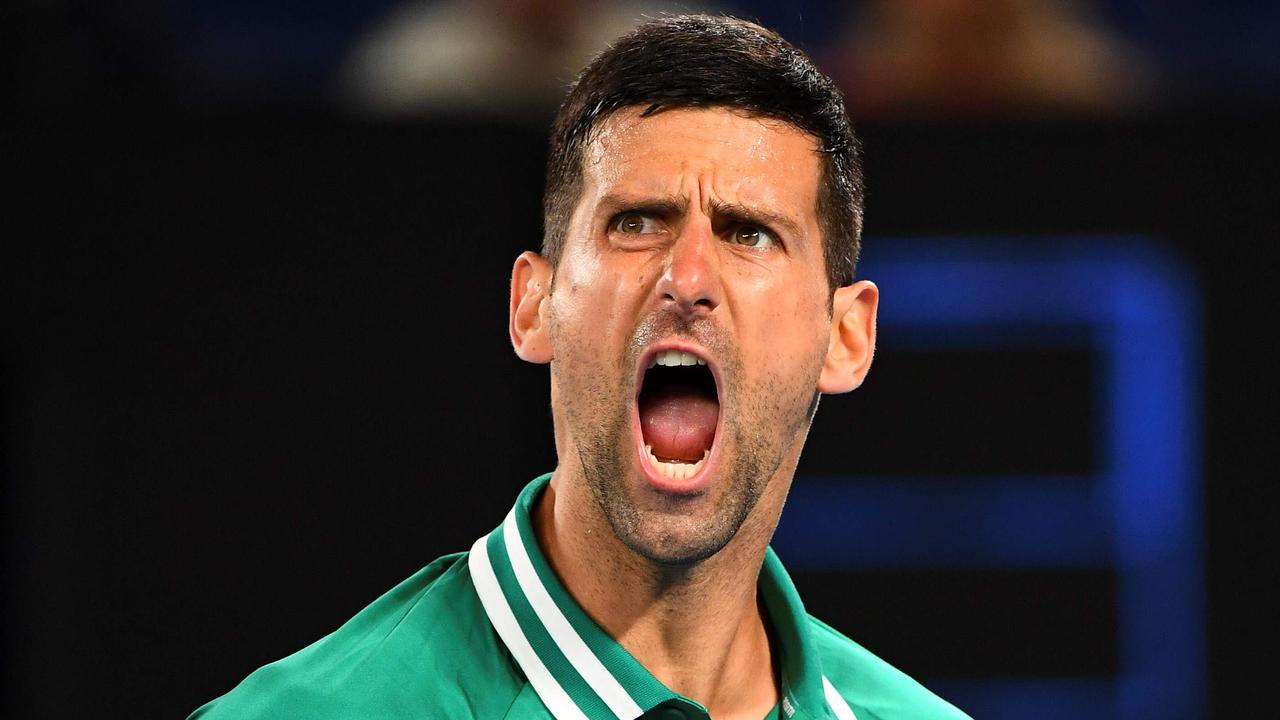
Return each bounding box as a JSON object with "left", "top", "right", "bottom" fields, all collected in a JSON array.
[{"left": 534, "top": 469, "right": 793, "bottom": 719}]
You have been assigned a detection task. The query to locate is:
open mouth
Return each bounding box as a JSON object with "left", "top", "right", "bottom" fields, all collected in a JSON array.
[{"left": 636, "top": 348, "right": 720, "bottom": 486}]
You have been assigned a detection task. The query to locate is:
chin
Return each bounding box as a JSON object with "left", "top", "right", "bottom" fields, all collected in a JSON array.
[
  {"left": 616, "top": 502, "right": 738, "bottom": 567},
  {"left": 589, "top": 442, "right": 766, "bottom": 568}
]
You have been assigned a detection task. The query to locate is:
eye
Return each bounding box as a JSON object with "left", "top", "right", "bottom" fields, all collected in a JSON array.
[
  {"left": 615, "top": 212, "right": 659, "bottom": 235},
  {"left": 730, "top": 225, "right": 776, "bottom": 248}
]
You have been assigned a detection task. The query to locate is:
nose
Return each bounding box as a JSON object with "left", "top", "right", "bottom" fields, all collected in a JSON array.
[{"left": 656, "top": 217, "right": 721, "bottom": 318}]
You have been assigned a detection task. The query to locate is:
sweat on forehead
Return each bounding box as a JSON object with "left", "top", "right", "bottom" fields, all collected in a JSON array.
[{"left": 584, "top": 106, "right": 819, "bottom": 165}]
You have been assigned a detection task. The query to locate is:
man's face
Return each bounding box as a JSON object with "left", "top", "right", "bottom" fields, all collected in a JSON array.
[{"left": 545, "top": 107, "right": 835, "bottom": 565}]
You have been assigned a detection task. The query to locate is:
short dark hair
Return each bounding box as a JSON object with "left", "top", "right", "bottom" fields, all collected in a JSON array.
[{"left": 542, "top": 14, "right": 864, "bottom": 289}]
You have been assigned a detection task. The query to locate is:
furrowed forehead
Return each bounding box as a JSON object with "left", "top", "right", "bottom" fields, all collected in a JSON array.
[{"left": 580, "top": 106, "right": 822, "bottom": 187}]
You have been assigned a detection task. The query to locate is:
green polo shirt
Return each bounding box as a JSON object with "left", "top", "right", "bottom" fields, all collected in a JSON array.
[{"left": 190, "top": 474, "right": 969, "bottom": 719}]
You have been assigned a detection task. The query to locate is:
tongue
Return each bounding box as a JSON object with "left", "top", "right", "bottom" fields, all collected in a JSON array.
[{"left": 639, "top": 381, "right": 718, "bottom": 462}]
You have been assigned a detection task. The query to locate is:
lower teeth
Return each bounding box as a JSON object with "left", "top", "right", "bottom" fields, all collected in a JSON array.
[{"left": 645, "top": 445, "right": 710, "bottom": 481}]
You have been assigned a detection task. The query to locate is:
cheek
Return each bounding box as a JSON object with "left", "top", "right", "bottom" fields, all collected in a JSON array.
[
  {"left": 550, "top": 264, "right": 640, "bottom": 350},
  {"left": 744, "top": 286, "right": 830, "bottom": 378}
]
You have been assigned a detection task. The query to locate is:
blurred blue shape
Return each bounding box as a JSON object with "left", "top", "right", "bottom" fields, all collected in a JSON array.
[
  {"left": 928, "top": 678, "right": 1116, "bottom": 720},
  {"left": 774, "top": 237, "right": 1204, "bottom": 719},
  {"left": 780, "top": 476, "right": 1113, "bottom": 567}
]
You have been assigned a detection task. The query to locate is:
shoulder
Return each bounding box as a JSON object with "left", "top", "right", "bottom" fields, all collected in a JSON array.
[
  {"left": 189, "top": 552, "right": 526, "bottom": 720},
  {"left": 807, "top": 615, "right": 971, "bottom": 720}
]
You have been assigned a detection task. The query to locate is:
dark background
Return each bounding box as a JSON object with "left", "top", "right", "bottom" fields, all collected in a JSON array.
[
  {"left": 7, "top": 112, "right": 1277, "bottom": 719},
  {"left": 4, "top": 1, "right": 1280, "bottom": 718}
]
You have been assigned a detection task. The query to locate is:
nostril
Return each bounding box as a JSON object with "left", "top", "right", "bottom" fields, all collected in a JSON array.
[{"left": 662, "top": 289, "right": 717, "bottom": 314}]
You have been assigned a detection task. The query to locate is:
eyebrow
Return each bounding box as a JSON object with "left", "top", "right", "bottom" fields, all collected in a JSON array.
[
  {"left": 708, "top": 199, "right": 805, "bottom": 243},
  {"left": 597, "top": 193, "right": 805, "bottom": 242},
  {"left": 598, "top": 193, "right": 688, "bottom": 220}
]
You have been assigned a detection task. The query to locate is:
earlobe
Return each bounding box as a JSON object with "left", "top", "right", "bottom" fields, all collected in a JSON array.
[
  {"left": 509, "top": 251, "right": 554, "bottom": 364},
  {"left": 817, "top": 280, "right": 878, "bottom": 394}
]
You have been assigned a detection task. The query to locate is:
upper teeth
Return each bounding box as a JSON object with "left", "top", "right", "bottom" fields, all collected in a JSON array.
[{"left": 649, "top": 350, "right": 706, "bottom": 368}]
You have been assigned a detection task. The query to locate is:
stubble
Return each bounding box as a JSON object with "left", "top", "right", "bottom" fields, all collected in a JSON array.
[{"left": 550, "top": 305, "right": 821, "bottom": 567}]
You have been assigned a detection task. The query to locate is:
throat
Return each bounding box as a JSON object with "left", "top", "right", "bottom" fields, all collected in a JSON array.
[
  {"left": 619, "top": 582, "right": 779, "bottom": 719},
  {"left": 536, "top": 471, "right": 777, "bottom": 717},
  {"left": 637, "top": 373, "right": 719, "bottom": 462}
]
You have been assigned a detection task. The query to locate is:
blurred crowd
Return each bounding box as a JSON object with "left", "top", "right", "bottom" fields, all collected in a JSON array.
[{"left": 10, "top": 0, "right": 1280, "bottom": 120}]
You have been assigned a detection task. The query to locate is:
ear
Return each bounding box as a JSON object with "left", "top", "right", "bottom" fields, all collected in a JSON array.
[
  {"left": 818, "top": 280, "right": 878, "bottom": 394},
  {"left": 509, "top": 251, "right": 554, "bottom": 364}
]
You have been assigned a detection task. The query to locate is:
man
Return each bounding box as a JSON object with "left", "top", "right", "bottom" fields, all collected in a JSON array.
[{"left": 191, "top": 15, "right": 969, "bottom": 720}]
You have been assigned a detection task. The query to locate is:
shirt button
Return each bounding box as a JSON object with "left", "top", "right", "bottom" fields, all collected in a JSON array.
[{"left": 657, "top": 708, "right": 688, "bottom": 720}]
